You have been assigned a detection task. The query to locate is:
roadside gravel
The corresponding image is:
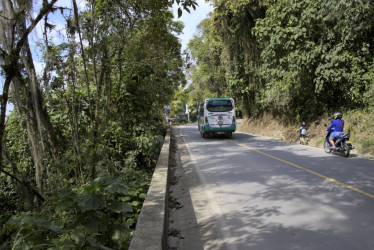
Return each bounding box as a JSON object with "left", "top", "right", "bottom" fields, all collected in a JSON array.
[{"left": 167, "top": 128, "right": 224, "bottom": 250}]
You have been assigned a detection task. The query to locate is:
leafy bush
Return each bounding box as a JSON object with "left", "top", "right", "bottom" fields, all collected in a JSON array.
[
  {"left": 1, "top": 173, "right": 150, "bottom": 249},
  {"left": 345, "top": 110, "right": 374, "bottom": 155},
  {"left": 0, "top": 179, "right": 18, "bottom": 228}
]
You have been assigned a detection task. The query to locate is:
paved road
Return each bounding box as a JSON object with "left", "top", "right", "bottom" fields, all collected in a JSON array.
[{"left": 172, "top": 123, "right": 374, "bottom": 250}]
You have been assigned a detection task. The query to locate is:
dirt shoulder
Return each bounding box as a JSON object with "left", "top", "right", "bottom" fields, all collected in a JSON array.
[
  {"left": 237, "top": 113, "right": 330, "bottom": 146},
  {"left": 168, "top": 128, "right": 225, "bottom": 250}
]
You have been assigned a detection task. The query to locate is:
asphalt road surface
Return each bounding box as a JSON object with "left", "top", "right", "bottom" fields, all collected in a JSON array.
[{"left": 175, "top": 123, "right": 374, "bottom": 250}]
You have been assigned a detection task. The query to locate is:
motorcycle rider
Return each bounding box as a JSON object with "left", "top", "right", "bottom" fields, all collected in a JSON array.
[{"left": 327, "top": 112, "right": 344, "bottom": 150}]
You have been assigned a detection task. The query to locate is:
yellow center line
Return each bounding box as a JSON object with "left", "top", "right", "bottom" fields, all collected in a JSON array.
[{"left": 226, "top": 139, "right": 374, "bottom": 200}]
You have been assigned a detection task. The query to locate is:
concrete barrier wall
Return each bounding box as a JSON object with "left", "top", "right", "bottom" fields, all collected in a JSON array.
[{"left": 129, "top": 129, "right": 170, "bottom": 250}]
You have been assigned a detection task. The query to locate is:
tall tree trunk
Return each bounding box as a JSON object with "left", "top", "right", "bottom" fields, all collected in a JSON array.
[
  {"left": 42, "top": 15, "right": 54, "bottom": 126},
  {"left": 72, "top": 0, "right": 99, "bottom": 178},
  {"left": 0, "top": 0, "right": 59, "bottom": 191},
  {"left": 63, "top": 43, "right": 85, "bottom": 183},
  {"left": 11, "top": 74, "right": 45, "bottom": 191},
  {"left": 21, "top": 38, "right": 59, "bottom": 160},
  {"left": 72, "top": 0, "right": 92, "bottom": 119},
  {"left": 0, "top": 77, "right": 12, "bottom": 170}
]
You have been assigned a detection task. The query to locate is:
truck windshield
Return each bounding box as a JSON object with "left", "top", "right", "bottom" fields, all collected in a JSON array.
[{"left": 207, "top": 100, "right": 233, "bottom": 112}]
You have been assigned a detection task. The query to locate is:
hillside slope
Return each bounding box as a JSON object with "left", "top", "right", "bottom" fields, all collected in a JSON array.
[{"left": 237, "top": 112, "right": 374, "bottom": 158}]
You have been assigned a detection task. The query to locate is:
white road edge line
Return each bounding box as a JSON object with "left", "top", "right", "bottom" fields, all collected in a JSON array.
[{"left": 179, "top": 130, "right": 238, "bottom": 250}]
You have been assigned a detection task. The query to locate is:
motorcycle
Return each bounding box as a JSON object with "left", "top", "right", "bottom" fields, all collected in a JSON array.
[{"left": 324, "top": 126, "right": 354, "bottom": 157}]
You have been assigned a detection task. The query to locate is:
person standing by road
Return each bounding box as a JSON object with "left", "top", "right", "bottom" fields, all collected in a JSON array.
[{"left": 298, "top": 122, "right": 307, "bottom": 144}]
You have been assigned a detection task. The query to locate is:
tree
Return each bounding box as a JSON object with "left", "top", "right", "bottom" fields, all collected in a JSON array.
[
  {"left": 187, "top": 0, "right": 374, "bottom": 121},
  {"left": 1, "top": 0, "right": 195, "bottom": 247},
  {"left": 207, "top": 0, "right": 269, "bottom": 117},
  {"left": 254, "top": 0, "right": 374, "bottom": 119},
  {"left": 0, "top": 0, "right": 59, "bottom": 197}
]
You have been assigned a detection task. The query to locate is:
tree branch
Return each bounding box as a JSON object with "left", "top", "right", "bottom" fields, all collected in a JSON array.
[{"left": 15, "top": 0, "right": 59, "bottom": 54}]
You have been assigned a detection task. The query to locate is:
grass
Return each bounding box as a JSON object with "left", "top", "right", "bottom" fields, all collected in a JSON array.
[
  {"left": 344, "top": 110, "right": 374, "bottom": 156},
  {"left": 238, "top": 110, "right": 374, "bottom": 157},
  {"left": 361, "top": 139, "right": 374, "bottom": 155}
]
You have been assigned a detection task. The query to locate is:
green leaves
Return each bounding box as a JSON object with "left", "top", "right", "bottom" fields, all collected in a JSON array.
[
  {"left": 174, "top": 0, "right": 199, "bottom": 18},
  {"left": 2, "top": 0, "right": 180, "bottom": 248},
  {"left": 1, "top": 173, "right": 149, "bottom": 249},
  {"left": 253, "top": 0, "right": 374, "bottom": 117},
  {"left": 77, "top": 193, "right": 105, "bottom": 212},
  {"left": 186, "top": 0, "right": 374, "bottom": 121},
  {"left": 109, "top": 201, "right": 133, "bottom": 213},
  {"left": 85, "top": 176, "right": 128, "bottom": 194}
]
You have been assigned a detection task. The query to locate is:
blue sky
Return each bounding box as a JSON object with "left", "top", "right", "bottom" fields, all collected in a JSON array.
[
  {"left": 172, "top": 0, "right": 214, "bottom": 51},
  {"left": 172, "top": 0, "right": 214, "bottom": 89}
]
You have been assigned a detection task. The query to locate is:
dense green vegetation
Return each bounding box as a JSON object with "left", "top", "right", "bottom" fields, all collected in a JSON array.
[
  {"left": 178, "top": 0, "right": 374, "bottom": 154},
  {"left": 2, "top": 0, "right": 374, "bottom": 248},
  {"left": 0, "top": 0, "right": 198, "bottom": 248}
]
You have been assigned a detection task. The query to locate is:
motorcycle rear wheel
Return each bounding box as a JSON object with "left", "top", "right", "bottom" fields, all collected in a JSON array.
[
  {"left": 340, "top": 141, "right": 350, "bottom": 157},
  {"left": 324, "top": 140, "right": 331, "bottom": 153}
]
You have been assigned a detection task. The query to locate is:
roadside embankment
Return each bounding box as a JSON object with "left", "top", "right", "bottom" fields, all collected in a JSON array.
[{"left": 238, "top": 112, "right": 374, "bottom": 158}]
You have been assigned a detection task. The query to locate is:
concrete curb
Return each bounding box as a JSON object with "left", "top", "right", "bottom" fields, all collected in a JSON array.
[{"left": 129, "top": 129, "right": 170, "bottom": 250}]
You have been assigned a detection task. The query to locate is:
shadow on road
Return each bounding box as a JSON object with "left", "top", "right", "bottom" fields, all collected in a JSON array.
[{"left": 171, "top": 124, "right": 374, "bottom": 249}]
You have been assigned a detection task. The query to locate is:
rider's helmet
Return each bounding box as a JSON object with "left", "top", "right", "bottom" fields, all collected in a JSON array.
[
  {"left": 302, "top": 122, "right": 306, "bottom": 126},
  {"left": 334, "top": 112, "right": 342, "bottom": 119}
]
